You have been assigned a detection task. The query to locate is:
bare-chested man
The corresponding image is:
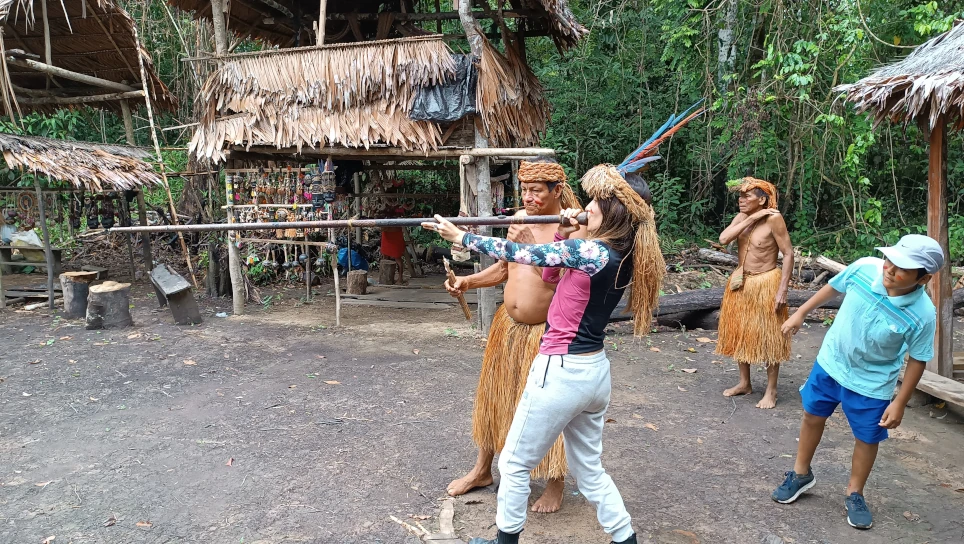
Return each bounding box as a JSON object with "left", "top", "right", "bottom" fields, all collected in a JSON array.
[
  {"left": 716, "top": 177, "right": 793, "bottom": 409},
  {"left": 444, "top": 157, "right": 584, "bottom": 513}
]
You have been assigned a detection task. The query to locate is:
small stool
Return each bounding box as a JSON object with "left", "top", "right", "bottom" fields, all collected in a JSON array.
[{"left": 150, "top": 264, "right": 202, "bottom": 325}]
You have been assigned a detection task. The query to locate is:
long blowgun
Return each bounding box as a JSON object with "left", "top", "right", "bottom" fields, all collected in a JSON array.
[{"left": 107, "top": 213, "right": 589, "bottom": 234}]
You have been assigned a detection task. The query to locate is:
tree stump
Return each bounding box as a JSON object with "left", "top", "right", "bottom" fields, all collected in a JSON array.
[
  {"left": 347, "top": 270, "right": 368, "bottom": 295},
  {"left": 86, "top": 281, "right": 133, "bottom": 330},
  {"left": 60, "top": 271, "right": 98, "bottom": 319},
  {"left": 378, "top": 259, "right": 396, "bottom": 285}
]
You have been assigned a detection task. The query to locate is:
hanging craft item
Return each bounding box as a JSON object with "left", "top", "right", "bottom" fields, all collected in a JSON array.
[
  {"left": 275, "top": 208, "right": 288, "bottom": 237},
  {"left": 85, "top": 195, "right": 99, "bottom": 229},
  {"left": 100, "top": 194, "right": 116, "bottom": 230},
  {"left": 309, "top": 163, "right": 324, "bottom": 208},
  {"left": 17, "top": 191, "right": 36, "bottom": 218},
  {"left": 69, "top": 193, "right": 81, "bottom": 230},
  {"left": 321, "top": 159, "right": 336, "bottom": 204}
]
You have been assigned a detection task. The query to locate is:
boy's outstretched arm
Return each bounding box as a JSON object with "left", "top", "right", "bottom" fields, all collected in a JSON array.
[
  {"left": 880, "top": 358, "right": 926, "bottom": 429},
  {"left": 781, "top": 283, "right": 842, "bottom": 336}
]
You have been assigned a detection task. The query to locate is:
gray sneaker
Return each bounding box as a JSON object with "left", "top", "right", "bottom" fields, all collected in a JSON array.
[
  {"left": 771, "top": 468, "right": 815, "bottom": 504},
  {"left": 846, "top": 492, "right": 873, "bottom": 529}
]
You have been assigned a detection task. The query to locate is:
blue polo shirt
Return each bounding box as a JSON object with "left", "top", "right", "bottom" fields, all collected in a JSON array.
[{"left": 816, "top": 257, "right": 936, "bottom": 400}]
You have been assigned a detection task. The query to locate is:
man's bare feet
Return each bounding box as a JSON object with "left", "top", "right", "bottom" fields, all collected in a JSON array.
[
  {"left": 723, "top": 383, "right": 752, "bottom": 397},
  {"left": 447, "top": 470, "right": 494, "bottom": 496},
  {"left": 531, "top": 478, "right": 565, "bottom": 513},
  {"left": 756, "top": 389, "right": 778, "bottom": 409}
]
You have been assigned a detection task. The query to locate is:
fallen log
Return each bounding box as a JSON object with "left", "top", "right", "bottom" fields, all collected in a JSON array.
[
  {"left": 697, "top": 248, "right": 738, "bottom": 267},
  {"left": 814, "top": 255, "right": 846, "bottom": 274},
  {"left": 612, "top": 286, "right": 964, "bottom": 323}
]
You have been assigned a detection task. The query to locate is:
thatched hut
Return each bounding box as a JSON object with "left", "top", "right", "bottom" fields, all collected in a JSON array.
[
  {"left": 0, "top": 0, "right": 175, "bottom": 118},
  {"left": 0, "top": 132, "right": 162, "bottom": 309},
  {"left": 836, "top": 21, "right": 964, "bottom": 395}
]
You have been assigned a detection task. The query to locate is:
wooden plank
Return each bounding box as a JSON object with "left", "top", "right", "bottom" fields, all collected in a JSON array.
[
  {"left": 914, "top": 369, "right": 964, "bottom": 409},
  {"left": 927, "top": 118, "right": 953, "bottom": 378}
]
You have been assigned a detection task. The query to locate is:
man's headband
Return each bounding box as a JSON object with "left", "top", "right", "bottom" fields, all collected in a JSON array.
[{"left": 518, "top": 161, "right": 566, "bottom": 184}]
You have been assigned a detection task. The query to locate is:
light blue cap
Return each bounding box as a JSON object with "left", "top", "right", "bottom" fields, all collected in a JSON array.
[{"left": 877, "top": 234, "right": 945, "bottom": 274}]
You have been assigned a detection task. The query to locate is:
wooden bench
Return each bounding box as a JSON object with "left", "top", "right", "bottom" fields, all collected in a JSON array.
[
  {"left": 0, "top": 244, "right": 62, "bottom": 275},
  {"left": 150, "top": 264, "right": 202, "bottom": 325}
]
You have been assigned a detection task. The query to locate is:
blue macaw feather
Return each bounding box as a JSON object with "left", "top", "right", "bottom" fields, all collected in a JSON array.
[
  {"left": 616, "top": 99, "right": 706, "bottom": 169},
  {"left": 618, "top": 156, "right": 662, "bottom": 175}
]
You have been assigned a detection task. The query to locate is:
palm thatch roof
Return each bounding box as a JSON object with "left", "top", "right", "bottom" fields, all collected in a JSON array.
[
  {"left": 836, "top": 20, "right": 964, "bottom": 131},
  {"left": 0, "top": 0, "right": 175, "bottom": 116},
  {"left": 189, "top": 36, "right": 550, "bottom": 162},
  {"left": 166, "top": 0, "right": 587, "bottom": 51},
  {"left": 0, "top": 132, "right": 162, "bottom": 191}
]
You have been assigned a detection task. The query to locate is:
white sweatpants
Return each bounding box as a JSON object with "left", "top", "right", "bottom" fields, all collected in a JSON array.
[{"left": 496, "top": 351, "right": 634, "bottom": 542}]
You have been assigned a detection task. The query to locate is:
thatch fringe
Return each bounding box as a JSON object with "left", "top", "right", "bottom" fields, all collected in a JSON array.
[
  {"left": 0, "top": 132, "right": 161, "bottom": 192},
  {"left": 191, "top": 38, "right": 454, "bottom": 161},
  {"left": 476, "top": 36, "right": 550, "bottom": 147},
  {"left": 836, "top": 20, "right": 964, "bottom": 131}
]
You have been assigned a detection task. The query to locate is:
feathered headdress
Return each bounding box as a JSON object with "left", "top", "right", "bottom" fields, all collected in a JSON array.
[{"left": 580, "top": 100, "right": 705, "bottom": 336}]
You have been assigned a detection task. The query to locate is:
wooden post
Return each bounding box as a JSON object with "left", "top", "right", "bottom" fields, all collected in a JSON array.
[
  {"left": 33, "top": 176, "right": 55, "bottom": 309},
  {"left": 210, "top": 0, "right": 229, "bottom": 54},
  {"left": 0, "top": 252, "right": 5, "bottom": 309},
  {"left": 474, "top": 128, "right": 496, "bottom": 335},
  {"left": 346, "top": 269, "right": 367, "bottom": 295},
  {"left": 225, "top": 175, "right": 245, "bottom": 314},
  {"left": 40, "top": 0, "right": 52, "bottom": 90},
  {"left": 927, "top": 117, "right": 953, "bottom": 378},
  {"left": 120, "top": 100, "right": 154, "bottom": 272},
  {"left": 353, "top": 172, "right": 362, "bottom": 244},
  {"left": 317, "top": 0, "right": 327, "bottom": 45},
  {"left": 511, "top": 160, "right": 520, "bottom": 208}
]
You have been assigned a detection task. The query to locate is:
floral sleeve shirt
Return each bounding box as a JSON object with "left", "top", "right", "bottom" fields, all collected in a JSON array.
[
  {"left": 460, "top": 233, "right": 610, "bottom": 276},
  {"left": 461, "top": 232, "right": 625, "bottom": 355}
]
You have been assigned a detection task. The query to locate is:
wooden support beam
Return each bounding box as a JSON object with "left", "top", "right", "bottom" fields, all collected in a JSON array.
[
  {"left": 16, "top": 89, "right": 145, "bottom": 106},
  {"left": 242, "top": 145, "right": 555, "bottom": 159},
  {"left": 33, "top": 175, "right": 56, "bottom": 309},
  {"left": 317, "top": 0, "right": 327, "bottom": 45},
  {"left": 41, "top": 0, "right": 52, "bottom": 89},
  {"left": 120, "top": 100, "right": 154, "bottom": 273},
  {"left": 927, "top": 117, "right": 953, "bottom": 378},
  {"left": 210, "top": 0, "right": 230, "bottom": 55},
  {"left": 326, "top": 9, "right": 538, "bottom": 22},
  {"left": 5, "top": 58, "right": 136, "bottom": 92}
]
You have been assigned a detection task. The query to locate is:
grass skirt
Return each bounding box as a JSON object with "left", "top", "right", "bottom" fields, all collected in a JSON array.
[
  {"left": 472, "top": 305, "right": 567, "bottom": 480},
  {"left": 715, "top": 267, "right": 791, "bottom": 366}
]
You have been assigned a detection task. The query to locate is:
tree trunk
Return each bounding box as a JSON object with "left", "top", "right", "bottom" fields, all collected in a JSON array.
[
  {"left": 717, "top": 0, "right": 739, "bottom": 90},
  {"left": 60, "top": 271, "right": 97, "bottom": 319},
  {"left": 347, "top": 269, "right": 368, "bottom": 295},
  {"left": 86, "top": 281, "right": 133, "bottom": 329}
]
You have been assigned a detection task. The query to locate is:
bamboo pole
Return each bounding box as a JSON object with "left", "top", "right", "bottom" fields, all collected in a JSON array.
[
  {"left": 17, "top": 90, "right": 145, "bottom": 106},
  {"left": 40, "top": 0, "right": 52, "bottom": 90},
  {"left": 130, "top": 25, "right": 198, "bottom": 289},
  {"left": 33, "top": 175, "right": 55, "bottom": 309},
  {"left": 317, "top": 0, "right": 327, "bottom": 45},
  {"left": 109, "top": 213, "right": 587, "bottom": 233},
  {"left": 121, "top": 97, "right": 155, "bottom": 274},
  {"left": 5, "top": 58, "right": 138, "bottom": 92}
]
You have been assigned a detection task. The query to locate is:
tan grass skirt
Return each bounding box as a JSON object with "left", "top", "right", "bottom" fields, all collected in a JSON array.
[
  {"left": 715, "top": 267, "right": 791, "bottom": 366},
  {"left": 472, "top": 305, "right": 567, "bottom": 480}
]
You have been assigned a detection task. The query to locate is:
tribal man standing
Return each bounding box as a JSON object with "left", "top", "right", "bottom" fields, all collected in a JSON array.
[
  {"left": 716, "top": 177, "right": 794, "bottom": 409},
  {"left": 445, "top": 157, "right": 583, "bottom": 512}
]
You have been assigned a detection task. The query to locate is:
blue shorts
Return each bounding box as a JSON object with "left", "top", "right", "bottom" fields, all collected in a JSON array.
[{"left": 800, "top": 361, "right": 890, "bottom": 444}]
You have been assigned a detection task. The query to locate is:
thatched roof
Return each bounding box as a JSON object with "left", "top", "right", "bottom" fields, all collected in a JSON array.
[
  {"left": 166, "top": 0, "right": 587, "bottom": 51},
  {"left": 836, "top": 20, "right": 964, "bottom": 131},
  {"left": 0, "top": 0, "right": 176, "bottom": 116},
  {"left": 189, "top": 36, "right": 550, "bottom": 162},
  {"left": 0, "top": 132, "right": 162, "bottom": 191}
]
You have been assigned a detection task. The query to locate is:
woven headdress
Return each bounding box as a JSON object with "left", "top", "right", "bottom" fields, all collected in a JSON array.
[
  {"left": 580, "top": 100, "right": 705, "bottom": 336},
  {"left": 733, "top": 177, "right": 778, "bottom": 209},
  {"left": 517, "top": 160, "right": 582, "bottom": 210}
]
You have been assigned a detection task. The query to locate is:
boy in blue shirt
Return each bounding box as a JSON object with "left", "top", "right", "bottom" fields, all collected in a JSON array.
[{"left": 772, "top": 234, "right": 944, "bottom": 530}]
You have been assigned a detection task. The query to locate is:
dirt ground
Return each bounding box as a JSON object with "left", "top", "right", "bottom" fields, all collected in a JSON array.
[{"left": 2, "top": 277, "right": 963, "bottom": 544}]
